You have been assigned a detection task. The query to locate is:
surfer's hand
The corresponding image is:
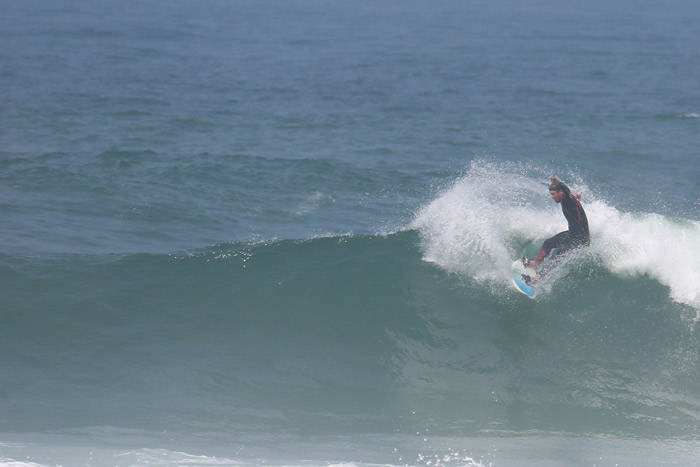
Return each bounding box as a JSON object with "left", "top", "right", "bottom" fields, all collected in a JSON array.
[{"left": 549, "top": 176, "right": 560, "bottom": 185}]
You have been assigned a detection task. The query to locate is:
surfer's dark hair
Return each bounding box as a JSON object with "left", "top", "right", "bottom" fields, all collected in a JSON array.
[{"left": 549, "top": 181, "right": 572, "bottom": 198}]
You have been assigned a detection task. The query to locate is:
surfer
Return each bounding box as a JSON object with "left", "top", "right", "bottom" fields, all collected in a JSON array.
[{"left": 527, "top": 176, "right": 590, "bottom": 277}]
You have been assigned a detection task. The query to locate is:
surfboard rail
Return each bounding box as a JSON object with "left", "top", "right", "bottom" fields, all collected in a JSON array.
[{"left": 511, "top": 259, "right": 537, "bottom": 298}]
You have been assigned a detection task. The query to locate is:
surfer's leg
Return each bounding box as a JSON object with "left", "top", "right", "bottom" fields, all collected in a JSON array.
[
  {"left": 537, "top": 233, "right": 589, "bottom": 278},
  {"left": 533, "top": 231, "right": 569, "bottom": 266},
  {"left": 535, "top": 232, "right": 574, "bottom": 278}
]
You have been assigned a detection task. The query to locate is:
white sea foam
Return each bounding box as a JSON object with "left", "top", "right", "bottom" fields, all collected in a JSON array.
[
  {"left": 590, "top": 202, "right": 700, "bottom": 309},
  {"left": 116, "top": 449, "right": 241, "bottom": 465},
  {"left": 412, "top": 160, "right": 700, "bottom": 310},
  {"left": 411, "top": 160, "right": 561, "bottom": 282},
  {"left": 0, "top": 461, "right": 49, "bottom": 467}
]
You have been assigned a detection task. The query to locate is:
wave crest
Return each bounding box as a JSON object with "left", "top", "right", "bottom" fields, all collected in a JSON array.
[{"left": 411, "top": 160, "right": 700, "bottom": 310}]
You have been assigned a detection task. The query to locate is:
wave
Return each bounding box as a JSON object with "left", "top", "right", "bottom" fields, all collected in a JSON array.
[{"left": 2, "top": 226, "right": 700, "bottom": 439}]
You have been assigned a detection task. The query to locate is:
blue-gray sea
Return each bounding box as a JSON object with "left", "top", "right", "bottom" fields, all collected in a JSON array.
[{"left": 2, "top": 1, "right": 700, "bottom": 466}]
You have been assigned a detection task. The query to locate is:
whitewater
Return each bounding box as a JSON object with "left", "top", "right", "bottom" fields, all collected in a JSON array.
[{"left": 412, "top": 161, "right": 700, "bottom": 312}]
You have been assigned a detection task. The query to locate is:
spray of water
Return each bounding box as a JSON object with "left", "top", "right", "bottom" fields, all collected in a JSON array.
[{"left": 412, "top": 159, "right": 700, "bottom": 310}]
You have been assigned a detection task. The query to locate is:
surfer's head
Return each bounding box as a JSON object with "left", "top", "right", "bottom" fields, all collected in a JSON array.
[
  {"left": 549, "top": 179, "right": 570, "bottom": 203},
  {"left": 549, "top": 183, "right": 565, "bottom": 203}
]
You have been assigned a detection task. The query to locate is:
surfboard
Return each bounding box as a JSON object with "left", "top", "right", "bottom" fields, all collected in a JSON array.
[{"left": 511, "top": 258, "right": 537, "bottom": 299}]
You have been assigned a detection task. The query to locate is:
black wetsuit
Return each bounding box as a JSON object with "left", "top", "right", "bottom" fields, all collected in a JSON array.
[{"left": 536, "top": 190, "right": 590, "bottom": 268}]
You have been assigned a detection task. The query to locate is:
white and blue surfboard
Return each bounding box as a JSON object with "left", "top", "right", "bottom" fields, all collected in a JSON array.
[{"left": 511, "top": 259, "right": 537, "bottom": 299}]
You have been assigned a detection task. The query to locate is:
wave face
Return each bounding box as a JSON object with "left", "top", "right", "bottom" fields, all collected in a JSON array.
[{"left": 2, "top": 226, "right": 700, "bottom": 440}]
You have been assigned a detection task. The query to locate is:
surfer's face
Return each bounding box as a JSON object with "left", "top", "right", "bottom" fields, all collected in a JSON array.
[{"left": 550, "top": 190, "right": 564, "bottom": 203}]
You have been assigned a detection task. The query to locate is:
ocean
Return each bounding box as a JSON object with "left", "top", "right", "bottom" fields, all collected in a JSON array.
[{"left": 2, "top": 0, "right": 700, "bottom": 466}]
